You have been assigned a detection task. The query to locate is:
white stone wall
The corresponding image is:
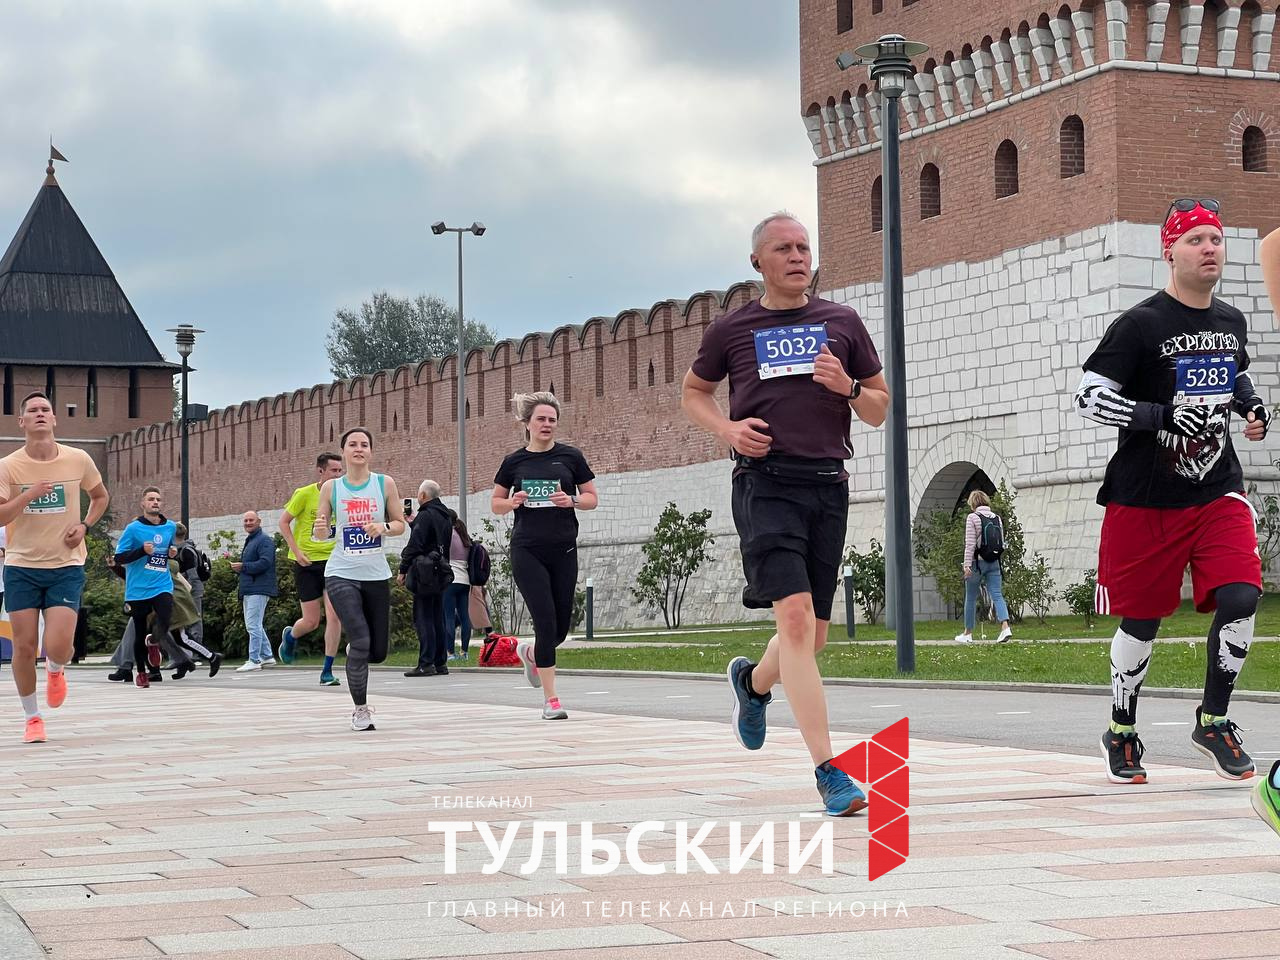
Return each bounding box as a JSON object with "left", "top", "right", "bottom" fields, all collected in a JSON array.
[{"left": 177, "top": 220, "right": 1280, "bottom": 628}]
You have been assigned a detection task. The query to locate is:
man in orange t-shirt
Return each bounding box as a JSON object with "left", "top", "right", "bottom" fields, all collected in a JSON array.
[{"left": 0, "top": 393, "right": 109, "bottom": 743}]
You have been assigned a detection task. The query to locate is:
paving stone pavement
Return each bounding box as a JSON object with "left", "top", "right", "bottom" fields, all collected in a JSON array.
[{"left": 1, "top": 673, "right": 1279, "bottom": 959}]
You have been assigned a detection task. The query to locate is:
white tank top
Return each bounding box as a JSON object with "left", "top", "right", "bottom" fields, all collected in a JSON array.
[{"left": 324, "top": 473, "right": 390, "bottom": 581}]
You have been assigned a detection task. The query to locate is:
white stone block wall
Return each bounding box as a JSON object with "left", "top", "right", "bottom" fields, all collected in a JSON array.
[{"left": 175, "top": 220, "right": 1280, "bottom": 629}]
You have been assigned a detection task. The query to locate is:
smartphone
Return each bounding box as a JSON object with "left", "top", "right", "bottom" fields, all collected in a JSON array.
[{"left": 403, "top": 498, "right": 414, "bottom": 516}]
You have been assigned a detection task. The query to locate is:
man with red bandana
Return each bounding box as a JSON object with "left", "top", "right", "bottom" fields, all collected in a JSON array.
[{"left": 1075, "top": 199, "right": 1268, "bottom": 786}]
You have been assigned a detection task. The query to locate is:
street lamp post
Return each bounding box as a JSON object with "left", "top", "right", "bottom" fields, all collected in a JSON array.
[
  {"left": 839, "top": 34, "right": 928, "bottom": 674},
  {"left": 165, "top": 324, "right": 205, "bottom": 529},
  {"left": 431, "top": 220, "right": 487, "bottom": 526}
]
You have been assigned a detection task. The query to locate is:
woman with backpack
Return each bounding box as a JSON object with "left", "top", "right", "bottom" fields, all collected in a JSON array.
[
  {"left": 445, "top": 517, "right": 480, "bottom": 662},
  {"left": 956, "top": 490, "right": 1013, "bottom": 644}
]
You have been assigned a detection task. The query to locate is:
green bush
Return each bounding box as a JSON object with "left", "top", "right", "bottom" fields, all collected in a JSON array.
[
  {"left": 1062, "top": 569, "right": 1098, "bottom": 629},
  {"left": 842, "top": 538, "right": 885, "bottom": 625}
]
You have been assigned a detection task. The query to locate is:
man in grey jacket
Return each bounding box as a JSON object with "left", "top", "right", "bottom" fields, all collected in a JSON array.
[{"left": 233, "top": 511, "right": 278, "bottom": 671}]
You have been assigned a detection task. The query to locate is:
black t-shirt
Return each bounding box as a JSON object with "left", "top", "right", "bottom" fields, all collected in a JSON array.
[
  {"left": 1083, "top": 290, "right": 1249, "bottom": 508},
  {"left": 494, "top": 443, "right": 595, "bottom": 548},
  {"left": 689, "top": 296, "right": 882, "bottom": 466}
]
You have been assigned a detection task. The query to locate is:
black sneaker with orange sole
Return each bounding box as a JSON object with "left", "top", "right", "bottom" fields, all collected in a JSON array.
[
  {"left": 1101, "top": 727, "right": 1147, "bottom": 785},
  {"left": 1191, "top": 708, "right": 1254, "bottom": 780}
]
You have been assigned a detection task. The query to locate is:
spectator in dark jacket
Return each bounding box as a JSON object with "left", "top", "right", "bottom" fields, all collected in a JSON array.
[
  {"left": 397, "top": 480, "right": 455, "bottom": 677},
  {"left": 232, "top": 511, "right": 278, "bottom": 671}
]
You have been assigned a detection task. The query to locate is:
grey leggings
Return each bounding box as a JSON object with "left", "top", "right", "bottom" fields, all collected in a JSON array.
[{"left": 326, "top": 576, "right": 390, "bottom": 707}]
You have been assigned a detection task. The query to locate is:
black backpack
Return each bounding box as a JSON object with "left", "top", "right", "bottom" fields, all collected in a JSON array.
[
  {"left": 195, "top": 548, "right": 213, "bottom": 582},
  {"left": 976, "top": 513, "right": 1004, "bottom": 562},
  {"left": 467, "top": 541, "right": 491, "bottom": 587},
  {"left": 408, "top": 548, "right": 454, "bottom": 596}
]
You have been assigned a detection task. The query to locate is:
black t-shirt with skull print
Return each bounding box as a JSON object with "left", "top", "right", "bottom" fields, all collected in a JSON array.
[{"left": 1084, "top": 290, "right": 1249, "bottom": 508}]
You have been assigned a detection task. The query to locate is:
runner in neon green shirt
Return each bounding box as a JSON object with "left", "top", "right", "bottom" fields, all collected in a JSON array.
[{"left": 278, "top": 452, "right": 345, "bottom": 684}]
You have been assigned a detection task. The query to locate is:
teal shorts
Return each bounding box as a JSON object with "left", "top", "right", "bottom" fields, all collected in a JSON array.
[{"left": 2, "top": 565, "right": 86, "bottom": 612}]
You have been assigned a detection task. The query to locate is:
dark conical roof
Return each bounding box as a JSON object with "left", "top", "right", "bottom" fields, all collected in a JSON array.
[{"left": 0, "top": 173, "right": 176, "bottom": 368}]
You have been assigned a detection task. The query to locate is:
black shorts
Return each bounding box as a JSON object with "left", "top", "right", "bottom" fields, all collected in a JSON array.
[
  {"left": 293, "top": 560, "right": 328, "bottom": 603},
  {"left": 730, "top": 469, "right": 848, "bottom": 621}
]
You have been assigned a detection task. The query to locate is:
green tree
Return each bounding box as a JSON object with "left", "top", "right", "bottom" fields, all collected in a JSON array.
[
  {"left": 325, "top": 292, "right": 498, "bottom": 379},
  {"left": 842, "top": 538, "right": 885, "bottom": 625},
  {"left": 631, "top": 503, "right": 716, "bottom": 629}
]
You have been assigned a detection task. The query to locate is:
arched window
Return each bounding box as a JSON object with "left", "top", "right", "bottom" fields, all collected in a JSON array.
[
  {"left": 46, "top": 367, "right": 56, "bottom": 408},
  {"left": 3, "top": 366, "right": 12, "bottom": 416},
  {"left": 995, "top": 140, "right": 1019, "bottom": 197},
  {"left": 128, "top": 368, "right": 139, "bottom": 418},
  {"left": 871, "top": 0, "right": 883, "bottom": 13},
  {"left": 647, "top": 359, "right": 655, "bottom": 386},
  {"left": 837, "top": 0, "right": 853, "bottom": 32},
  {"left": 871, "top": 176, "right": 883, "bottom": 232},
  {"left": 86, "top": 368, "right": 98, "bottom": 417},
  {"left": 1244, "top": 125, "right": 1269, "bottom": 172},
  {"left": 1060, "top": 115, "right": 1085, "bottom": 178},
  {"left": 919, "top": 164, "right": 941, "bottom": 219}
]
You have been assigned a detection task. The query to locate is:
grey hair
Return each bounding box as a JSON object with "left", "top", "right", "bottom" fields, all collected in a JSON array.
[
  {"left": 512, "top": 391, "right": 561, "bottom": 423},
  {"left": 751, "top": 211, "right": 808, "bottom": 253},
  {"left": 418, "top": 479, "right": 442, "bottom": 499}
]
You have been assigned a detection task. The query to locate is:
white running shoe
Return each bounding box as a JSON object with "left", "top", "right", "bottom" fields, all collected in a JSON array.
[
  {"left": 260, "top": 657, "right": 277, "bottom": 667},
  {"left": 954, "top": 632, "right": 973, "bottom": 643},
  {"left": 235, "top": 660, "right": 262, "bottom": 672},
  {"left": 351, "top": 705, "right": 376, "bottom": 731},
  {"left": 996, "top": 626, "right": 1013, "bottom": 643},
  {"left": 516, "top": 642, "right": 541, "bottom": 689}
]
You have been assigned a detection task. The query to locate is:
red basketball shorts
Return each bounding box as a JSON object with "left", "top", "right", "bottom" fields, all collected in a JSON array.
[{"left": 1096, "top": 492, "right": 1262, "bottom": 620}]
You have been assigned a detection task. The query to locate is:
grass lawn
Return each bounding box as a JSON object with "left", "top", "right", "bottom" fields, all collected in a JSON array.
[{"left": 280, "top": 593, "right": 1280, "bottom": 691}]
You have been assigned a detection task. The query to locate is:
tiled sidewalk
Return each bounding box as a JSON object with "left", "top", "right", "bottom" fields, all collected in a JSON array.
[{"left": 0, "top": 674, "right": 1277, "bottom": 959}]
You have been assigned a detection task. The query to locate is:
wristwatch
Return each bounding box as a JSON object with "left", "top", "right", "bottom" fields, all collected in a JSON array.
[{"left": 848, "top": 380, "right": 862, "bottom": 400}]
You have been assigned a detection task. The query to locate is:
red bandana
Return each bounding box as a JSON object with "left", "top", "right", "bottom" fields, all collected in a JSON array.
[{"left": 1162, "top": 203, "right": 1223, "bottom": 253}]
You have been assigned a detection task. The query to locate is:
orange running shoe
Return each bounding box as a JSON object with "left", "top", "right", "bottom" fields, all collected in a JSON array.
[
  {"left": 24, "top": 716, "right": 46, "bottom": 743},
  {"left": 46, "top": 669, "right": 67, "bottom": 709}
]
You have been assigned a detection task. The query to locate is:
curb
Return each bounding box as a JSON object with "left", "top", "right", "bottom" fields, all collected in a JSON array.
[
  {"left": 0, "top": 891, "right": 45, "bottom": 960},
  {"left": 374, "top": 665, "right": 1280, "bottom": 705}
]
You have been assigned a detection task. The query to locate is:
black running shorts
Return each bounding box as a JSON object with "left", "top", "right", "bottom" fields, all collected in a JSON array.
[
  {"left": 730, "top": 470, "right": 848, "bottom": 620},
  {"left": 292, "top": 559, "right": 328, "bottom": 603}
]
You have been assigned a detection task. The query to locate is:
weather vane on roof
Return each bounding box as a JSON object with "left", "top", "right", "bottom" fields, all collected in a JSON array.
[{"left": 46, "top": 140, "right": 68, "bottom": 181}]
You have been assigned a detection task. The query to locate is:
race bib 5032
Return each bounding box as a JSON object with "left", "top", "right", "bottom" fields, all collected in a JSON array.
[{"left": 754, "top": 324, "right": 828, "bottom": 380}]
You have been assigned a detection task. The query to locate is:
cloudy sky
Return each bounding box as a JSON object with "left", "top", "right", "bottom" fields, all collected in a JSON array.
[{"left": 0, "top": 0, "right": 817, "bottom": 410}]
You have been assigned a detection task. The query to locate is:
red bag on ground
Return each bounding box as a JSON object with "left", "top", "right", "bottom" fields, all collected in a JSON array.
[{"left": 479, "top": 633, "right": 521, "bottom": 667}]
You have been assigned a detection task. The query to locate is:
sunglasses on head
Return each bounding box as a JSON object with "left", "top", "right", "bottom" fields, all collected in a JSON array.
[{"left": 1164, "top": 197, "right": 1221, "bottom": 221}]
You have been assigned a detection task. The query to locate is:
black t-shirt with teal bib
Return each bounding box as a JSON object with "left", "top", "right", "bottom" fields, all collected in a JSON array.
[
  {"left": 494, "top": 443, "right": 595, "bottom": 548},
  {"left": 1083, "top": 291, "right": 1249, "bottom": 508}
]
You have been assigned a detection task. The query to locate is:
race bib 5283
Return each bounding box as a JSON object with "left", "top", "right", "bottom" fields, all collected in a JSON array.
[
  {"left": 754, "top": 324, "right": 828, "bottom": 379},
  {"left": 1173, "top": 354, "right": 1236, "bottom": 406},
  {"left": 21, "top": 483, "right": 68, "bottom": 515}
]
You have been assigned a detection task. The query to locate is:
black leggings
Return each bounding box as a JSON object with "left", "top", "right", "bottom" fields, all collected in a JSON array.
[
  {"left": 511, "top": 543, "right": 577, "bottom": 669},
  {"left": 326, "top": 577, "right": 390, "bottom": 706},
  {"left": 128, "top": 594, "right": 173, "bottom": 675}
]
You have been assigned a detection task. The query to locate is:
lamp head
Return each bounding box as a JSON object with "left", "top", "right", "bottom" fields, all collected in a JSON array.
[
  {"left": 854, "top": 34, "right": 929, "bottom": 95},
  {"left": 430, "top": 221, "right": 447, "bottom": 236},
  {"left": 835, "top": 51, "right": 861, "bottom": 71},
  {"left": 470, "top": 222, "right": 486, "bottom": 237}
]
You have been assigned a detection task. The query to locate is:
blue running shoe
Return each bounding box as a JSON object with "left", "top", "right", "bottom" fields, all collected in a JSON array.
[
  {"left": 727, "top": 656, "right": 770, "bottom": 750},
  {"left": 815, "top": 761, "right": 867, "bottom": 817},
  {"left": 279, "top": 627, "right": 296, "bottom": 665}
]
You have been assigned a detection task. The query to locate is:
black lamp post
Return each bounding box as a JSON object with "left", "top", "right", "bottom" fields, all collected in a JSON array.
[
  {"left": 165, "top": 324, "right": 205, "bottom": 529},
  {"left": 430, "top": 220, "right": 487, "bottom": 526},
  {"left": 839, "top": 33, "right": 928, "bottom": 673}
]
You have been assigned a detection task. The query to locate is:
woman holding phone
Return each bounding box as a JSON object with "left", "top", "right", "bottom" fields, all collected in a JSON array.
[{"left": 491, "top": 392, "right": 598, "bottom": 719}]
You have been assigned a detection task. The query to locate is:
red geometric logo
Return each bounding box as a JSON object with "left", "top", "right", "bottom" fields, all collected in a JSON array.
[{"left": 829, "top": 718, "right": 909, "bottom": 881}]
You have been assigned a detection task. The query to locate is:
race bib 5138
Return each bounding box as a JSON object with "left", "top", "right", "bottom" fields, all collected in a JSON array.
[{"left": 21, "top": 483, "right": 67, "bottom": 515}]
